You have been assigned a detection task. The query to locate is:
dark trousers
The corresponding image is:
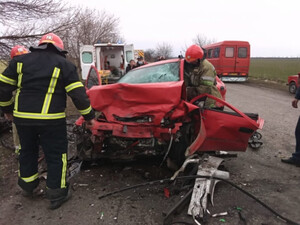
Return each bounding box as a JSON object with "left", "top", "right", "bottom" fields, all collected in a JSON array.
[
  {"left": 16, "top": 123, "right": 68, "bottom": 191},
  {"left": 294, "top": 116, "right": 300, "bottom": 161}
]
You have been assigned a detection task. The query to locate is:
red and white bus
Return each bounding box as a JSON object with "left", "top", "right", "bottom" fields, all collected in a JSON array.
[{"left": 203, "top": 41, "right": 250, "bottom": 82}]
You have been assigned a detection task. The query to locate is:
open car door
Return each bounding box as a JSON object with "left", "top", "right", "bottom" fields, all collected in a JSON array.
[
  {"left": 85, "top": 65, "right": 101, "bottom": 90},
  {"left": 187, "top": 94, "right": 264, "bottom": 155}
]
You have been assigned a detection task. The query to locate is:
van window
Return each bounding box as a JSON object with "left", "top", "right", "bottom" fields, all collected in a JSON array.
[
  {"left": 238, "top": 47, "right": 247, "bottom": 58},
  {"left": 126, "top": 50, "right": 133, "bottom": 63},
  {"left": 207, "top": 49, "right": 213, "bottom": 58},
  {"left": 82, "top": 52, "right": 93, "bottom": 63},
  {"left": 225, "top": 47, "right": 234, "bottom": 57},
  {"left": 213, "top": 48, "right": 220, "bottom": 58}
]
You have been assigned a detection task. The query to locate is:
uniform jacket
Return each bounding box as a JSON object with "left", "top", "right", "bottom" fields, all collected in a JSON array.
[
  {"left": 0, "top": 46, "right": 94, "bottom": 125},
  {"left": 184, "top": 59, "right": 222, "bottom": 104}
]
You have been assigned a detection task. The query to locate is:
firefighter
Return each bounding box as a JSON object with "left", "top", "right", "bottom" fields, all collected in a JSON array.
[
  {"left": 0, "top": 33, "right": 95, "bottom": 209},
  {"left": 184, "top": 44, "right": 222, "bottom": 107},
  {"left": 10, "top": 45, "right": 29, "bottom": 154}
]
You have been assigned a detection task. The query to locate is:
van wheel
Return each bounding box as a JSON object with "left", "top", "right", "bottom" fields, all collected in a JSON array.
[{"left": 289, "top": 81, "right": 297, "bottom": 94}]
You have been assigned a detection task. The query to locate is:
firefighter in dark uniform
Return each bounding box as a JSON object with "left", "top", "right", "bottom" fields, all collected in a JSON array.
[
  {"left": 184, "top": 44, "right": 222, "bottom": 107},
  {"left": 0, "top": 33, "right": 95, "bottom": 209}
]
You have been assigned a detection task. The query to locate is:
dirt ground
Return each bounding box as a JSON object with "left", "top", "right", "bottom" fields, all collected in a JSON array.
[{"left": 0, "top": 81, "right": 300, "bottom": 225}]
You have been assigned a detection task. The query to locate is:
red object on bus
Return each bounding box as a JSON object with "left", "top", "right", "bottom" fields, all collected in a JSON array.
[{"left": 203, "top": 41, "right": 250, "bottom": 82}]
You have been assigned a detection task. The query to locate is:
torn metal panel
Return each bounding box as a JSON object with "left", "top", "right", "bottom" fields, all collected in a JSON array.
[{"left": 188, "top": 156, "right": 230, "bottom": 218}]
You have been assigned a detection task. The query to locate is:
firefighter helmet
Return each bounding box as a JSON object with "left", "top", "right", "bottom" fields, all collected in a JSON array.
[
  {"left": 10, "top": 45, "right": 29, "bottom": 59},
  {"left": 185, "top": 45, "right": 204, "bottom": 62},
  {"left": 39, "top": 33, "right": 64, "bottom": 51}
]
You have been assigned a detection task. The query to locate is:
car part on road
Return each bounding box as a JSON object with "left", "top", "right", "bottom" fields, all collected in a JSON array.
[
  {"left": 67, "top": 160, "right": 83, "bottom": 180},
  {"left": 187, "top": 156, "right": 229, "bottom": 220},
  {"left": 248, "top": 131, "right": 263, "bottom": 149},
  {"left": 160, "top": 129, "right": 174, "bottom": 167},
  {"left": 97, "top": 174, "right": 299, "bottom": 225},
  {"left": 163, "top": 188, "right": 193, "bottom": 225}
]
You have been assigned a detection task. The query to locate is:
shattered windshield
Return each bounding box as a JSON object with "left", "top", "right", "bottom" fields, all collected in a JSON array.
[{"left": 118, "top": 62, "right": 180, "bottom": 84}]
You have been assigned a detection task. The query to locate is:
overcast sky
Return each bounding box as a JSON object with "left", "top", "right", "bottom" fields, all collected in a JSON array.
[{"left": 70, "top": 0, "right": 300, "bottom": 57}]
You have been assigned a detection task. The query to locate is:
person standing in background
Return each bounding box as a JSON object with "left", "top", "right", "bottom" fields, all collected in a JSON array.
[{"left": 281, "top": 72, "right": 300, "bottom": 167}]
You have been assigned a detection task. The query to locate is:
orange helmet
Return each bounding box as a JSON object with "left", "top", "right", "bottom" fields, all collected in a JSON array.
[
  {"left": 185, "top": 45, "right": 204, "bottom": 62},
  {"left": 10, "top": 45, "right": 29, "bottom": 59},
  {"left": 39, "top": 33, "right": 64, "bottom": 51}
]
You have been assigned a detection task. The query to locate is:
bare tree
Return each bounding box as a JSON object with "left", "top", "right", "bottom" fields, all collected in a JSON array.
[
  {"left": 193, "top": 33, "right": 216, "bottom": 47},
  {"left": 181, "top": 34, "right": 217, "bottom": 54},
  {"left": 0, "top": 0, "right": 65, "bottom": 24},
  {"left": 59, "top": 8, "right": 121, "bottom": 67},
  {"left": 0, "top": 0, "right": 76, "bottom": 61},
  {"left": 155, "top": 42, "right": 173, "bottom": 59},
  {"left": 144, "top": 48, "right": 156, "bottom": 62}
]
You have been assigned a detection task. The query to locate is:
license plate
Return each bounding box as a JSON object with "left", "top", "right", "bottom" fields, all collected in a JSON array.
[{"left": 229, "top": 73, "right": 238, "bottom": 75}]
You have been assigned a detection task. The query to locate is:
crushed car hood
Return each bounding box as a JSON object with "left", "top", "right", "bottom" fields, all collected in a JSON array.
[{"left": 87, "top": 81, "right": 198, "bottom": 125}]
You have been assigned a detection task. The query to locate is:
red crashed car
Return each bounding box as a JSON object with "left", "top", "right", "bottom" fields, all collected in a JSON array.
[
  {"left": 75, "top": 59, "right": 263, "bottom": 165},
  {"left": 287, "top": 75, "right": 299, "bottom": 94}
]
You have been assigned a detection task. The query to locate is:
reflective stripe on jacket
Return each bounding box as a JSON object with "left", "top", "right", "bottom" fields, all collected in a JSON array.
[{"left": 0, "top": 48, "right": 94, "bottom": 125}]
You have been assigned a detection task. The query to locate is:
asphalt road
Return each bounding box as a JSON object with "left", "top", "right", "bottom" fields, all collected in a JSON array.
[{"left": 0, "top": 81, "right": 300, "bottom": 225}]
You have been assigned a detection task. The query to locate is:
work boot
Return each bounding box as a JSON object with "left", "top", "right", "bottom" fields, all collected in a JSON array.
[
  {"left": 46, "top": 185, "right": 71, "bottom": 210},
  {"left": 18, "top": 177, "right": 40, "bottom": 198},
  {"left": 281, "top": 157, "right": 300, "bottom": 167},
  {"left": 49, "top": 189, "right": 71, "bottom": 210}
]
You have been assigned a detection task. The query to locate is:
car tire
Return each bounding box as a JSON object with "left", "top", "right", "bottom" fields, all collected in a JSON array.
[{"left": 289, "top": 81, "right": 297, "bottom": 94}]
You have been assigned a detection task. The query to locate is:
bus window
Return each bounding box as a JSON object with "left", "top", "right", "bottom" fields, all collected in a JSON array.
[
  {"left": 238, "top": 47, "right": 247, "bottom": 58},
  {"left": 225, "top": 47, "right": 234, "bottom": 57},
  {"left": 213, "top": 47, "right": 220, "bottom": 58},
  {"left": 207, "top": 49, "right": 213, "bottom": 58}
]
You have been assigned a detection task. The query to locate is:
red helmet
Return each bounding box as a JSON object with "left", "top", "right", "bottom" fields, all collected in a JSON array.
[
  {"left": 185, "top": 45, "right": 204, "bottom": 62},
  {"left": 10, "top": 45, "right": 29, "bottom": 59},
  {"left": 39, "top": 33, "right": 64, "bottom": 50}
]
